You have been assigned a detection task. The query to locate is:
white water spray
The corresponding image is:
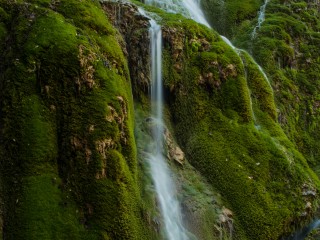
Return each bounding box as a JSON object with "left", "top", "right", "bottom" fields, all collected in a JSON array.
[
  {"left": 144, "top": 0, "right": 190, "bottom": 16},
  {"left": 181, "top": 0, "right": 211, "bottom": 28},
  {"left": 139, "top": 8, "right": 189, "bottom": 240},
  {"left": 252, "top": 0, "right": 269, "bottom": 38}
]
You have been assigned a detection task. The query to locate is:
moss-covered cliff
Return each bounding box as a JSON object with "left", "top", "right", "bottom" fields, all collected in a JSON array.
[
  {"left": 0, "top": 0, "right": 319, "bottom": 240},
  {"left": 236, "top": 0, "right": 320, "bottom": 173},
  {"left": 0, "top": 0, "right": 153, "bottom": 239},
  {"left": 201, "top": 0, "right": 320, "bottom": 173}
]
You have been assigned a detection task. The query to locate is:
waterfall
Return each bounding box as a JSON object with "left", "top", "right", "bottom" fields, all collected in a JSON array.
[
  {"left": 252, "top": 0, "right": 269, "bottom": 39},
  {"left": 144, "top": 0, "right": 190, "bottom": 16},
  {"left": 139, "top": 8, "right": 189, "bottom": 240},
  {"left": 181, "top": 0, "right": 211, "bottom": 28}
]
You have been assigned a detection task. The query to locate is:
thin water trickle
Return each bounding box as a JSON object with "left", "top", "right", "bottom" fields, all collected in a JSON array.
[
  {"left": 139, "top": 8, "right": 189, "bottom": 240},
  {"left": 252, "top": 0, "right": 269, "bottom": 39},
  {"left": 242, "top": 62, "right": 257, "bottom": 124},
  {"left": 173, "top": 0, "right": 274, "bottom": 125},
  {"left": 258, "top": 65, "right": 272, "bottom": 93}
]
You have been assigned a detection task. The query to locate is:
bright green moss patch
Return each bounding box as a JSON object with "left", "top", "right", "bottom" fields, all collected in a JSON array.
[
  {"left": 12, "top": 174, "right": 89, "bottom": 240},
  {"left": 86, "top": 150, "right": 146, "bottom": 240},
  {"left": 57, "top": 0, "right": 115, "bottom": 35},
  {"left": 242, "top": 0, "right": 320, "bottom": 169},
  {"left": 24, "top": 11, "right": 78, "bottom": 59},
  {"left": 18, "top": 94, "right": 57, "bottom": 172},
  {"left": 170, "top": 96, "right": 319, "bottom": 239},
  {"left": 228, "top": 0, "right": 320, "bottom": 174},
  {"left": 240, "top": 50, "right": 277, "bottom": 121}
]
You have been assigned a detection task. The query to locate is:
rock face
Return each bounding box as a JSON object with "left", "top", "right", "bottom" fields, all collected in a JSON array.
[
  {"left": 102, "top": 1, "right": 151, "bottom": 98},
  {"left": 0, "top": 0, "right": 320, "bottom": 240},
  {"left": 164, "top": 128, "right": 185, "bottom": 165}
]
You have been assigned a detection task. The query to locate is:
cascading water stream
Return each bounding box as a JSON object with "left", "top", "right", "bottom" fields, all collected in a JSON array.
[
  {"left": 252, "top": 0, "right": 269, "bottom": 39},
  {"left": 139, "top": 8, "right": 189, "bottom": 240},
  {"left": 220, "top": 32, "right": 270, "bottom": 91},
  {"left": 166, "top": 0, "right": 273, "bottom": 125},
  {"left": 181, "top": 0, "right": 211, "bottom": 28},
  {"left": 180, "top": 0, "right": 258, "bottom": 124}
]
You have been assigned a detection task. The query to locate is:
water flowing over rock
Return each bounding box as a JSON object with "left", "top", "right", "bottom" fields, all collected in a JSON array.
[
  {"left": 102, "top": 1, "right": 151, "bottom": 96},
  {"left": 146, "top": 0, "right": 275, "bottom": 126},
  {"left": 139, "top": 8, "right": 189, "bottom": 240},
  {"left": 251, "top": 0, "right": 269, "bottom": 39}
]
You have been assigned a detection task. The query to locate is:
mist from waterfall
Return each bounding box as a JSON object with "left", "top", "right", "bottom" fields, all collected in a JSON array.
[{"left": 139, "top": 8, "right": 189, "bottom": 240}]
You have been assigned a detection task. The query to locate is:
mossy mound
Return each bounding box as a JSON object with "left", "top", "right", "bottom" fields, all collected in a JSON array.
[
  {"left": 0, "top": 0, "right": 152, "bottom": 239},
  {"left": 232, "top": 0, "right": 320, "bottom": 173}
]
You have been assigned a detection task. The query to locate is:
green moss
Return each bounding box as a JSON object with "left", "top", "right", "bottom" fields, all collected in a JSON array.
[
  {"left": 11, "top": 174, "right": 91, "bottom": 240},
  {"left": 1, "top": 0, "right": 319, "bottom": 239},
  {"left": 240, "top": 0, "right": 320, "bottom": 169},
  {"left": 57, "top": 0, "right": 115, "bottom": 35},
  {"left": 240, "top": 50, "right": 277, "bottom": 121},
  {"left": 0, "top": 0, "right": 150, "bottom": 239},
  {"left": 85, "top": 150, "right": 146, "bottom": 240},
  {"left": 232, "top": 0, "right": 320, "bottom": 179}
]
